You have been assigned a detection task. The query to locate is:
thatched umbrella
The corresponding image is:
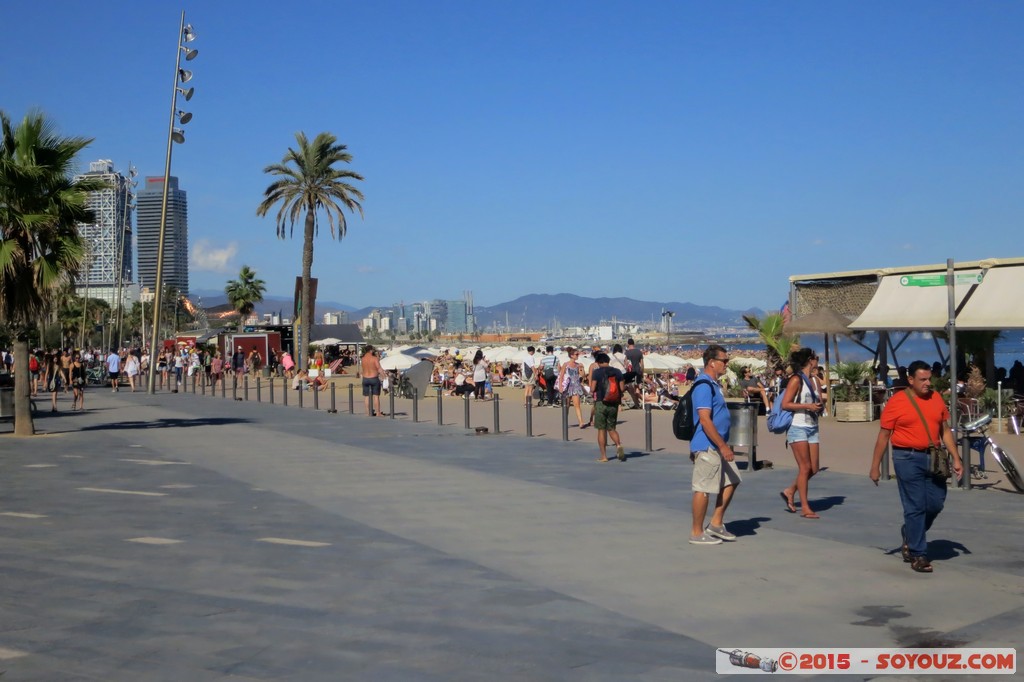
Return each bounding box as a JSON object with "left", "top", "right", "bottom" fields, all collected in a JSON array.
[{"left": 784, "top": 308, "right": 853, "bottom": 406}]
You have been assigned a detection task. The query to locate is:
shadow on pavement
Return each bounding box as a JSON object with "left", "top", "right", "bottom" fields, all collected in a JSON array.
[
  {"left": 928, "top": 539, "right": 972, "bottom": 561},
  {"left": 730, "top": 516, "right": 771, "bottom": 537},
  {"left": 81, "top": 417, "right": 252, "bottom": 431},
  {"left": 808, "top": 495, "right": 846, "bottom": 512}
]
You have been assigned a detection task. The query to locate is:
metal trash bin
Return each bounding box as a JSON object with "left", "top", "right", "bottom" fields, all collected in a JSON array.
[
  {"left": 727, "top": 402, "right": 762, "bottom": 470},
  {"left": 0, "top": 387, "right": 14, "bottom": 420}
]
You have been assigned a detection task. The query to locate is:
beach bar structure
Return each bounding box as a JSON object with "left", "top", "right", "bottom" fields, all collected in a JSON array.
[{"left": 788, "top": 256, "right": 1024, "bottom": 376}]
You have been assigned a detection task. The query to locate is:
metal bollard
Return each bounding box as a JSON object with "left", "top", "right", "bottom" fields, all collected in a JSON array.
[
  {"left": 493, "top": 393, "right": 500, "bottom": 433},
  {"left": 200, "top": 372, "right": 205, "bottom": 395},
  {"left": 283, "top": 380, "right": 288, "bottom": 406},
  {"left": 562, "top": 399, "right": 569, "bottom": 441},
  {"left": 244, "top": 376, "right": 249, "bottom": 401},
  {"left": 329, "top": 383, "right": 337, "bottom": 413},
  {"left": 526, "top": 395, "right": 533, "bottom": 437},
  {"left": 221, "top": 374, "right": 226, "bottom": 398},
  {"left": 313, "top": 384, "right": 319, "bottom": 410},
  {"left": 437, "top": 386, "right": 444, "bottom": 425},
  {"left": 881, "top": 441, "right": 891, "bottom": 480},
  {"left": 960, "top": 434, "right": 972, "bottom": 491},
  {"left": 464, "top": 392, "right": 471, "bottom": 429},
  {"left": 232, "top": 375, "right": 238, "bottom": 401},
  {"left": 269, "top": 377, "right": 275, "bottom": 404},
  {"left": 389, "top": 387, "right": 395, "bottom": 419},
  {"left": 412, "top": 388, "right": 418, "bottom": 423},
  {"left": 298, "top": 385, "right": 304, "bottom": 408},
  {"left": 644, "top": 404, "right": 653, "bottom": 451},
  {"left": 257, "top": 377, "right": 261, "bottom": 403},
  {"left": 348, "top": 383, "right": 354, "bottom": 414}
]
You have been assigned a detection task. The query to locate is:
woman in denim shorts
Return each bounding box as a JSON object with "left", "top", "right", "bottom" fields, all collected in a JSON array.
[{"left": 779, "top": 349, "right": 825, "bottom": 518}]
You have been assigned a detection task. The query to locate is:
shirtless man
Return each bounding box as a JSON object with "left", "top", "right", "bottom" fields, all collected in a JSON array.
[{"left": 361, "top": 345, "right": 385, "bottom": 417}]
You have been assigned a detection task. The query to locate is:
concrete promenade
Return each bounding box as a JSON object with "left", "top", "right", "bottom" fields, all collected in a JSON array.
[{"left": 1, "top": 383, "right": 1022, "bottom": 680}]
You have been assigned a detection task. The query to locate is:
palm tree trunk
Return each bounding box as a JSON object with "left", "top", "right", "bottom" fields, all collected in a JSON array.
[
  {"left": 300, "top": 208, "right": 316, "bottom": 371},
  {"left": 13, "top": 335, "right": 35, "bottom": 436}
]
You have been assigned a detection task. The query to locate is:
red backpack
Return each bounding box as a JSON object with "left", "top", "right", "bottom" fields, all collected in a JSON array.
[
  {"left": 29, "top": 355, "right": 39, "bottom": 372},
  {"left": 601, "top": 370, "right": 622, "bottom": 406}
]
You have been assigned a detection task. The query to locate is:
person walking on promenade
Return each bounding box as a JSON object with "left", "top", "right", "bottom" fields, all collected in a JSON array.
[
  {"left": 210, "top": 350, "right": 223, "bottom": 394},
  {"left": 43, "top": 353, "right": 60, "bottom": 412},
  {"left": 521, "top": 346, "right": 538, "bottom": 405},
  {"left": 361, "top": 345, "right": 384, "bottom": 417},
  {"left": 870, "top": 360, "right": 962, "bottom": 574},
  {"left": 472, "top": 350, "right": 488, "bottom": 400},
  {"left": 690, "top": 344, "right": 741, "bottom": 546},
  {"left": 231, "top": 346, "right": 246, "bottom": 389},
  {"left": 623, "top": 339, "right": 645, "bottom": 408},
  {"left": 106, "top": 347, "right": 121, "bottom": 393},
  {"left": 281, "top": 350, "right": 295, "bottom": 379},
  {"left": 557, "top": 347, "right": 588, "bottom": 428},
  {"left": 589, "top": 352, "right": 626, "bottom": 462},
  {"left": 779, "top": 349, "right": 825, "bottom": 518},
  {"left": 70, "top": 352, "right": 85, "bottom": 411},
  {"left": 173, "top": 350, "right": 185, "bottom": 389},
  {"left": 124, "top": 351, "right": 140, "bottom": 392},
  {"left": 538, "top": 345, "right": 560, "bottom": 406}
]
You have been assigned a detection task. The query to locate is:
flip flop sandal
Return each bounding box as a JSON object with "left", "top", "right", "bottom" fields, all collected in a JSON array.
[{"left": 779, "top": 491, "right": 797, "bottom": 514}]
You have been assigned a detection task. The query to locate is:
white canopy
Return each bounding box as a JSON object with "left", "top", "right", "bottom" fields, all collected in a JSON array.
[
  {"left": 310, "top": 337, "right": 342, "bottom": 346},
  {"left": 379, "top": 353, "right": 421, "bottom": 371},
  {"left": 849, "top": 263, "right": 1024, "bottom": 331}
]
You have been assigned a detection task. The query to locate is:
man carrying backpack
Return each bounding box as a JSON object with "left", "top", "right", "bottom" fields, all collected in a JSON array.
[
  {"left": 539, "top": 346, "right": 560, "bottom": 407},
  {"left": 689, "top": 344, "right": 741, "bottom": 546},
  {"left": 589, "top": 352, "right": 626, "bottom": 462}
]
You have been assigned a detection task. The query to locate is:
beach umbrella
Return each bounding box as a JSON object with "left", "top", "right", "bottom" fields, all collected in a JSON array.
[
  {"left": 379, "top": 353, "right": 420, "bottom": 371},
  {"left": 310, "top": 337, "right": 342, "bottom": 346}
]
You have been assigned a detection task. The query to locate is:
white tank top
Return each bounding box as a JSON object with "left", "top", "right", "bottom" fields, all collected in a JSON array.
[{"left": 791, "top": 375, "right": 819, "bottom": 428}]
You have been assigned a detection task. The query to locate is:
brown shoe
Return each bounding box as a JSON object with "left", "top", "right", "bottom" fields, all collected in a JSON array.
[{"left": 910, "top": 556, "right": 933, "bottom": 573}]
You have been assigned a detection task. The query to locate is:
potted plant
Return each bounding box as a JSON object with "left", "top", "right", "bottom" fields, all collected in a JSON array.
[{"left": 833, "top": 361, "right": 873, "bottom": 422}]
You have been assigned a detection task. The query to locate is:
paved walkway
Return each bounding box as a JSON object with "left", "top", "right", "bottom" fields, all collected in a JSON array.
[{"left": 1, "top": 386, "right": 1022, "bottom": 680}]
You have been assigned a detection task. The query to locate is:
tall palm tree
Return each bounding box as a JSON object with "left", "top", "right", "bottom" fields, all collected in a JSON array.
[
  {"left": 0, "top": 110, "right": 105, "bottom": 435},
  {"left": 256, "top": 131, "right": 363, "bottom": 369},
  {"left": 225, "top": 265, "right": 266, "bottom": 329}
]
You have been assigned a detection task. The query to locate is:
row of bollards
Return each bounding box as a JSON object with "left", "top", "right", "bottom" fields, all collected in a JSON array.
[{"left": 172, "top": 374, "right": 668, "bottom": 454}]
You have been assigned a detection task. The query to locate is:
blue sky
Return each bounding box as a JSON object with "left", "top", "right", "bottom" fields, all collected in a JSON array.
[{"left": 3, "top": 1, "right": 1023, "bottom": 311}]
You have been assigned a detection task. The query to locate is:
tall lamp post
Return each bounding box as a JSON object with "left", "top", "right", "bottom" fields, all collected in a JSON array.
[
  {"left": 146, "top": 12, "right": 198, "bottom": 394},
  {"left": 114, "top": 165, "right": 137, "bottom": 350}
]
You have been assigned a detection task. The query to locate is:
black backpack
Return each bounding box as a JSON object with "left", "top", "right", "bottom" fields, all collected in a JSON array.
[{"left": 672, "top": 378, "right": 714, "bottom": 440}]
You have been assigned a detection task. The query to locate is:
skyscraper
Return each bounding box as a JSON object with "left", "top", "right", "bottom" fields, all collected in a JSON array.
[
  {"left": 73, "top": 160, "right": 134, "bottom": 306},
  {"left": 136, "top": 175, "right": 189, "bottom": 298}
]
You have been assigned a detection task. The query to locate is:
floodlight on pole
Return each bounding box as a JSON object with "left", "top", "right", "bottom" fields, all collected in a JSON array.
[{"left": 147, "top": 11, "right": 199, "bottom": 394}]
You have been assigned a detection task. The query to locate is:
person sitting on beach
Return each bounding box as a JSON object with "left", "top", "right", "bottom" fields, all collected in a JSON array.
[
  {"left": 449, "top": 371, "right": 475, "bottom": 397},
  {"left": 739, "top": 367, "right": 771, "bottom": 411}
]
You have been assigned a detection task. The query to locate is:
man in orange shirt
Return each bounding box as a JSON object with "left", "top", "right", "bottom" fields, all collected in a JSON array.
[{"left": 870, "top": 360, "right": 962, "bottom": 574}]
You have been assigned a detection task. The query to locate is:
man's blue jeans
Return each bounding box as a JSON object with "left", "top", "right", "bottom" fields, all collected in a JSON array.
[{"left": 893, "top": 449, "right": 948, "bottom": 557}]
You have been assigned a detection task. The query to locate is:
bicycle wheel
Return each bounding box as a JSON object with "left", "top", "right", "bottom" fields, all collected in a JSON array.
[{"left": 989, "top": 444, "right": 1024, "bottom": 493}]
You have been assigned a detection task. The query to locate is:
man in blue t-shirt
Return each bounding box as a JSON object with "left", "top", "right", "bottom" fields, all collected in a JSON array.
[{"left": 689, "top": 344, "right": 742, "bottom": 546}]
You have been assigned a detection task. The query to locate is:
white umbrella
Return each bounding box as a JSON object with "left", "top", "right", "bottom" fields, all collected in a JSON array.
[
  {"left": 379, "top": 353, "right": 421, "bottom": 371},
  {"left": 310, "top": 337, "right": 342, "bottom": 346},
  {"left": 642, "top": 353, "right": 685, "bottom": 372}
]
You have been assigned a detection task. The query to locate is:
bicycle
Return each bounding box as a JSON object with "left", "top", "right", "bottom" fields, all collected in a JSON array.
[{"left": 960, "top": 413, "right": 1024, "bottom": 493}]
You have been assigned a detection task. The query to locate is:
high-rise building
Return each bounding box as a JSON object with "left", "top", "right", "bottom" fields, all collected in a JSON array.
[
  {"left": 447, "top": 299, "right": 468, "bottom": 334},
  {"left": 136, "top": 175, "right": 189, "bottom": 298},
  {"left": 73, "top": 160, "right": 135, "bottom": 307}
]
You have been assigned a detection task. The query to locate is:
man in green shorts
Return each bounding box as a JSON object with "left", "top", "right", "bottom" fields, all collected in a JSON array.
[{"left": 589, "top": 352, "right": 626, "bottom": 462}]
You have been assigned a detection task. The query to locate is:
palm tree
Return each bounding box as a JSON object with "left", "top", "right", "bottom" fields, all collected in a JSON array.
[
  {"left": 256, "top": 131, "right": 364, "bottom": 370},
  {"left": 743, "top": 312, "right": 798, "bottom": 375},
  {"left": 225, "top": 265, "right": 266, "bottom": 329},
  {"left": 0, "top": 110, "right": 105, "bottom": 435}
]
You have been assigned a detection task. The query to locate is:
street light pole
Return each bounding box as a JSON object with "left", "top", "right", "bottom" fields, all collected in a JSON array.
[
  {"left": 114, "top": 165, "right": 137, "bottom": 350},
  {"left": 146, "top": 12, "right": 197, "bottom": 393}
]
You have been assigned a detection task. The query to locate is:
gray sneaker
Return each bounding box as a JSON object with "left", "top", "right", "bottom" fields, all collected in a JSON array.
[
  {"left": 689, "top": 533, "right": 723, "bottom": 546},
  {"left": 705, "top": 524, "right": 736, "bottom": 542}
]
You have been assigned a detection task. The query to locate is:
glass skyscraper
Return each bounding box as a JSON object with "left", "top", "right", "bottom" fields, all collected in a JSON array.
[{"left": 136, "top": 175, "right": 189, "bottom": 297}]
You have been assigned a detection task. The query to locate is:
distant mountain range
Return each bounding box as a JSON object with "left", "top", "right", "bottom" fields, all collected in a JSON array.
[{"left": 193, "top": 290, "right": 762, "bottom": 330}]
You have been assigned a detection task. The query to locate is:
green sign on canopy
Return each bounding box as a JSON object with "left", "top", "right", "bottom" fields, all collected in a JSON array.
[{"left": 899, "top": 272, "right": 984, "bottom": 287}]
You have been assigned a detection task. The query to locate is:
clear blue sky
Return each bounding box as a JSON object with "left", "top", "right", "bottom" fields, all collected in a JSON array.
[{"left": 4, "top": 1, "right": 1023, "bottom": 311}]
